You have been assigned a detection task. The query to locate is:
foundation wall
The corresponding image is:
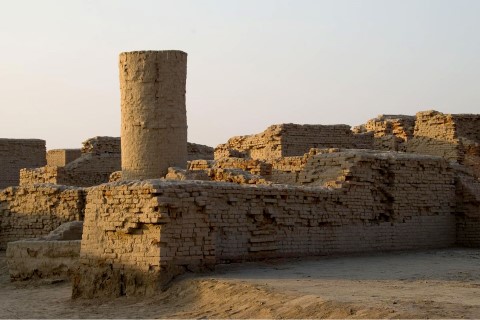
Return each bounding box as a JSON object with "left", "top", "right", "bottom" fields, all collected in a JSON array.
[
  {"left": 353, "top": 115, "right": 415, "bottom": 151},
  {"left": 0, "top": 139, "right": 46, "bottom": 189},
  {"left": 73, "top": 153, "right": 456, "bottom": 297},
  {"left": 6, "top": 240, "right": 81, "bottom": 280},
  {"left": 0, "top": 185, "right": 85, "bottom": 249}
]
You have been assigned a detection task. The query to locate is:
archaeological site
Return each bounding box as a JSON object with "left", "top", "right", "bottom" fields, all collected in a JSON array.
[{"left": 1, "top": 50, "right": 479, "bottom": 299}]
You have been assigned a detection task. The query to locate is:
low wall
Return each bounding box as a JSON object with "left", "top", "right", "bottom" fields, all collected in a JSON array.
[
  {"left": 73, "top": 153, "right": 456, "bottom": 297},
  {"left": 6, "top": 240, "right": 81, "bottom": 280},
  {"left": 0, "top": 185, "right": 85, "bottom": 249}
]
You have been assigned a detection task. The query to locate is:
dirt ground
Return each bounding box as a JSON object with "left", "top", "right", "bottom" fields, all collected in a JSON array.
[{"left": 1, "top": 248, "right": 480, "bottom": 319}]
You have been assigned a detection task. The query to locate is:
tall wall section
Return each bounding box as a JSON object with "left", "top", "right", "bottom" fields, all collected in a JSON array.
[
  {"left": 0, "top": 139, "right": 46, "bottom": 189},
  {"left": 73, "top": 152, "right": 456, "bottom": 297},
  {"left": 0, "top": 185, "right": 85, "bottom": 249}
]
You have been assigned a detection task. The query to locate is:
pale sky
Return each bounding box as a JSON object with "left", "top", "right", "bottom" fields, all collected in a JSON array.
[{"left": 0, "top": 0, "right": 479, "bottom": 150}]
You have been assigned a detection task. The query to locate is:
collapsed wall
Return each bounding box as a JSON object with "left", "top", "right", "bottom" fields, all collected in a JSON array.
[
  {"left": 0, "top": 185, "right": 85, "bottom": 249},
  {"left": 73, "top": 151, "right": 456, "bottom": 297},
  {"left": 0, "top": 139, "right": 46, "bottom": 189},
  {"left": 353, "top": 114, "right": 415, "bottom": 151},
  {"left": 215, "top": 124, "right": 374, "bottom": 161}
]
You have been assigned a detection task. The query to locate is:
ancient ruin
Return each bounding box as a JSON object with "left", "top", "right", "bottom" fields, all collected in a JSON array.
[
  {"left": 0, "top": 50, "right": 479, "bottom": 300},
  {"left": 120, "top": 50, "right": 188, "bottom": 180}
]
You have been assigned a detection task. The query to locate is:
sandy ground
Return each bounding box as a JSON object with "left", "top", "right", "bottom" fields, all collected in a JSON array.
[{"left": 1, "top": 248, "right": 480, "bottom": 319}]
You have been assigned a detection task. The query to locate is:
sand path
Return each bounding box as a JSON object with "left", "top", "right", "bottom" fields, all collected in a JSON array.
[{"left": 0, "top": 248, "right": 479, "bottom": 318}]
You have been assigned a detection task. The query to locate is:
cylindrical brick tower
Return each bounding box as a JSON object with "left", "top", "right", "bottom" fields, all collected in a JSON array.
[{"left": 119, "top": 50, "right": 188, "bottom": 180}]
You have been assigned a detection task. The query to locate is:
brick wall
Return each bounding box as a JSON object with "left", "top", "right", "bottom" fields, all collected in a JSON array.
[
  {"left": 0, "top": 185, "right": 85, "bottom": 249},
  {"left": 47, "top": 149, "right": 82, "bottom": 167},
  {"left": 73, "top": 152, "right": 456, "bottom": 297},
  {"left": 20, "top": 137, "right": 121, "bottom": 187},
  {"left": 187, "top": 143, "right": 214, "bottom": 161},
  {"left": 455, "top": 170, "right": 480, "bottom": 247},
  {"left": 406, "top": 110, "right": 460, "bottom": 161},
  {"left": 214, "top": 124, "right": 374, "bottom": 161},
  {"left": 21, "top": 139, "right": 214, "bottom": 187},
  {"left": 353, "top": 114, "right": 415, "bottom": 151},
  {"left": 0, "top": 139, "right": 46, "bottom": 189}
]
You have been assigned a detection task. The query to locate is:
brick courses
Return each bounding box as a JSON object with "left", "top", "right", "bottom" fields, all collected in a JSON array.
[
  {"left": 0, "top": 185, "right": 85, "bottom": 249},
  {"left": 73, "top": 150, "right": 457, "bottom": 297},
  {"left": 0, "top": 139, "right": 46, "bottom": 189},
  {"left": 47, "top": 149, "right": 82, "bottom": 167}
]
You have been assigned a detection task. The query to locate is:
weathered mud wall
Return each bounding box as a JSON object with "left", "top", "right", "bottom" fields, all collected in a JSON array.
[
  {"left": 353, "top": 114, "right": 415, "bottom": 151},
  {"left": 73, "top": 152, "right": 456, "bottom": 297},
  {"left": 0, "top": 185, "right": 85, "bottom": 249},
  {"left": 7, "top": 240, "right": 81, "bottom": 280},
  {"left": 455, "top": 170, "right": 480, "bottom": 247},
  {"left": 215, "top": 124, "right": 374, "bottom": 161},
  {"left": 21, "top": 138, "right": 213, "bottom": 187},
  {"left": 0, "top": 139, "right": 46, "bottom": 189},
  {"left": 47, "top": 149, "right": 82, "bottom": 167}
]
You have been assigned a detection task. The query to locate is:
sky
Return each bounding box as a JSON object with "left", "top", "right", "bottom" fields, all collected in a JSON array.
[{"left": 0, "top": 0, "right": 479, "bottom": 150}]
